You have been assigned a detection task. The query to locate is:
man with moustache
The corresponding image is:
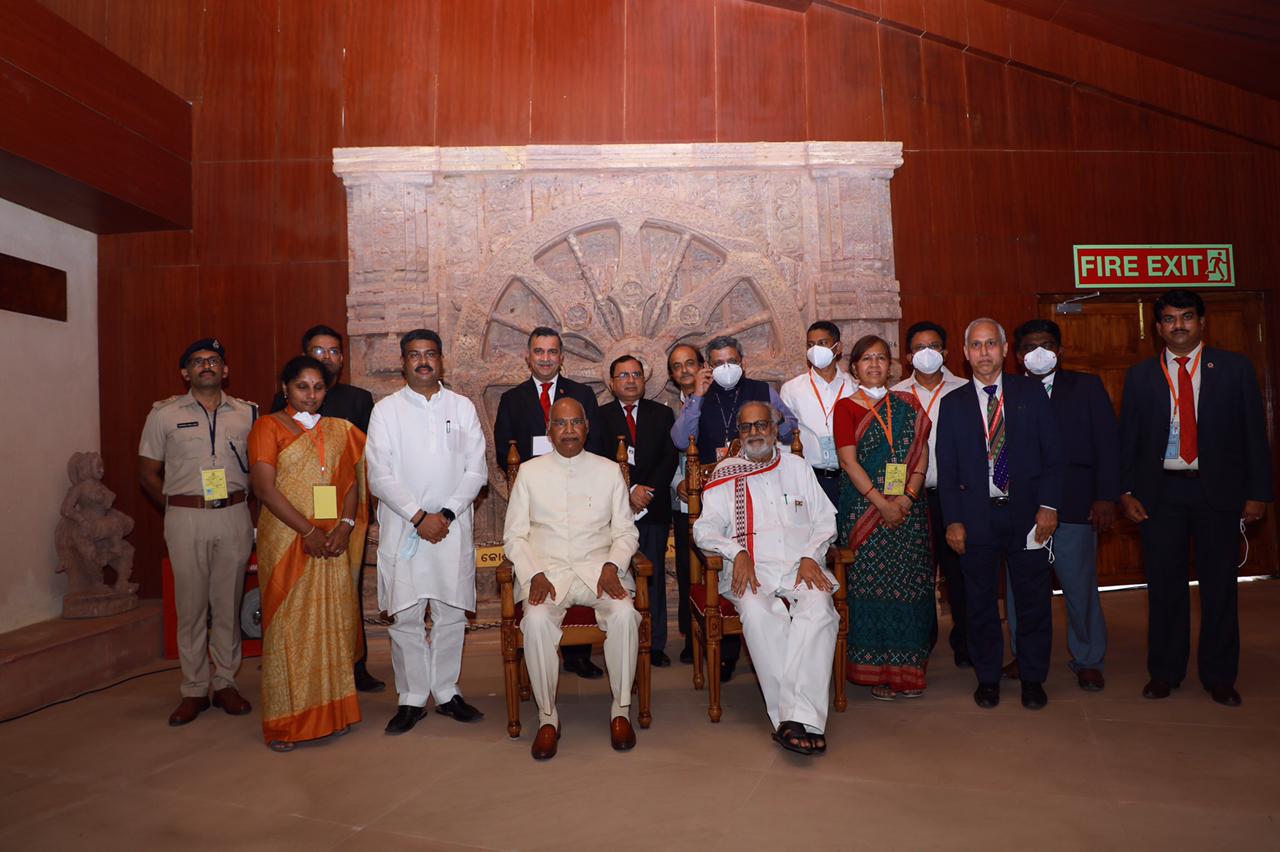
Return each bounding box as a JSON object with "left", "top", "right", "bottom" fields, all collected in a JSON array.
[
  {"left": 494, "top": 326, "right": 603, "bottom": 679},
  {"left": 505, "top": 397, "right": 641, "bottom": 760},
  {"left": 139, "top": 339, "right": 257, "bottom": 726},
  {"left": 269, "top": 324, "right": 382, "bottom": 692},
  {"left": 694, "top": 402, "right": 838, "bottom": 756},
  {"left": 1119, "top": 290, "right": 1272, "bottom": 706},
  {"left": 670, "top": 335, "right": 798, "bottom": 681},
  {"left": 366, "top": 329, "right": 488, "bottom": 734},
  {"left": 589, "top": 355, "right": 679, "bottom": 666},
  {"left": 935, "top": 318, "right": 1064, "bottom": 710},
  {"left": 666, "top": 344, "right": 704, "bottom": 663},
  {"left": 779, "top": 321, "right": 858, "bottom": 508},
  {"left": 890, "top": 321, "right": 970, "bottom": 666},
  {"left": 1007, "top": 319, "right": 1118, "bottom": 691}
]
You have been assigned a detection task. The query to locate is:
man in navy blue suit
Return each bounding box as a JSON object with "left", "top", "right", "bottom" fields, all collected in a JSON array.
[
  {"left": 1119, "top": 290, "right": 1272, "bottom": 707},
  {"left": 936, "top": 318, "right": 1064, "bottom": 710},
  {"left": 1006, "top": 319, "right": 1118, "bottom": 693}
]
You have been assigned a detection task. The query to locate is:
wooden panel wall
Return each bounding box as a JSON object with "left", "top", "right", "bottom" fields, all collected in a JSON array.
[{"left": 40, "top": 0, "right": 1278, "bottom": 596}]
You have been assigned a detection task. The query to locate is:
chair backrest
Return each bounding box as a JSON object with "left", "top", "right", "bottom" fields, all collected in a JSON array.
[{"left": 504, "top": 437, "right": 631, "bottom": 490}]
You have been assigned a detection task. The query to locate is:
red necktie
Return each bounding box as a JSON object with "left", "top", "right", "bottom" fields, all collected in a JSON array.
[
  {"left": 539, "top": 382, "right": 552, "bottom": 424},
  {"left": 1175, "top": 356, "right": 1198, "bottom": 463},
  {"left": 624, "top": 403, "right": 637, "bottom": 444}
]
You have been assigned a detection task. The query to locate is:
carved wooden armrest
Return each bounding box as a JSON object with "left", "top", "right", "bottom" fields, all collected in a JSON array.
[
  {"left": 704, "top": 553, "right": 723, "bottom": 609},
  {"left": 497, "top": 559, "right": 516, "bottom": 619},
  {"left": 827, "top": 546, "right": 853, "bottom": 602},
  {"left": 630, "top": 553, "right": 652, "bottom": 612}
]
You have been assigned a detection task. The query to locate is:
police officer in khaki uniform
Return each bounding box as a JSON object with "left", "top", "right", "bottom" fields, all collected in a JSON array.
[{"left": 139, "top": 339, "right": 258, "bottom": 726}]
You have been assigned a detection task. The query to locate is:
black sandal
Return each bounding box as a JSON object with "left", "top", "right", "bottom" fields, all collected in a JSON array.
[
  {"left": 772, "top": 721, "right": 814, "bottom": 755},
  {"left": 809, "top": 732, "right": 827, "bottom": 755}
]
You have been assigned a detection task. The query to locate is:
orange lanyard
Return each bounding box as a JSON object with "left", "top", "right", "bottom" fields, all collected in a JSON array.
[
  {"left": 911, "top": 381, "right": 945, "bottom": 424},
  {"left": 808, "top": 369, "right": 847, "bottom": 427},
  {"left": 858, "top": 389, "right": 895, "bottom": 454},
  {"left": 301, "top": 419, "right": 328, "bottom": 477},
  {"left": 1160, "top": 348, "right": 1202, "bottom": 414}
]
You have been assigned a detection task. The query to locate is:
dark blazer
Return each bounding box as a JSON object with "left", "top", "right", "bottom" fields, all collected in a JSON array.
[
  {"left": 493, "top": 375, "right": 599, "bottom": 464},
  {"left": 588, "top": 398, "right": 679, "bottom": 527},
  {"left": 936, "top": 374, "right": 1066, "bottom": 546},
  {"left": 1120, "top": 347, "right": 1273, "bottom": 513},
  {"left": 270, "top": 382, "right": 374, "bottom": 434},
  {"left": 1046, "top": 369, "right": 1121, "bottom": 524}
]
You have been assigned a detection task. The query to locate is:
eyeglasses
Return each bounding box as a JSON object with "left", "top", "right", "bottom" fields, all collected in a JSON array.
[
  {"left": 187, "top": 356, "right": 223, "bottom": 368},
  {"left": 549, "top": 418, "right": 586, "bottom": 428},
  {"left": 736, "top": 420, "right": 774, "bottom": 435},
  {"left": 612, "top": 371, "right": 643, "bottom": 381},
  {"left": 309, "top": 346, "right": 342, "bottom": 358},
  {"left": 910, "top": 342, "right": 943, "bottom": 352},
  {"left": 404, "top": 350, "right": 440, "bottom": 362}
]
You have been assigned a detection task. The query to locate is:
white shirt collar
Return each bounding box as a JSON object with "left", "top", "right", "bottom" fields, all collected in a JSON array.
[
  {"left": 533, "top": 375, "right": 559, "bottom": 394},
  {"left": 973, "top": 373, "right": 1004, "bottom": 396},
  {"left": 1164, "top": 342, "right": 1204, "bottom": 367},
  {"left": 808, "top": 367, "right": 850, "bottom": 391}
]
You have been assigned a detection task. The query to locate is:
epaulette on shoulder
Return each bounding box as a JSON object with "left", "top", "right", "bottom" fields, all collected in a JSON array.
[
  {"left": 151, "top": 395, "right": 182, "bottom": 410},
  {"left": 227, "top": 395, "right": 258, "bottom": 410}
]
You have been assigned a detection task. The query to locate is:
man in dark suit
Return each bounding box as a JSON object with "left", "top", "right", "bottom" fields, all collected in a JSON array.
[
  {"left": 937, "top": 318, "right": 1064, "bottom": 710},
  {"left": 269, "top": 324, "right": 382, "bottom": 693},
  {"left": 1119, "top": 289, "right": 1272, "bottom": 707},
  {"left": 1008, "top": 319, "right": 1119, "bottom": 692},
  {"left": 665, "top": 344, "right": 705, "bottom": 664},
  {"left": 493, "top": 326, "right": 603, "bottom": 679},
  {"left": 589, "top": 355, "right": 679, "bottom": 666}
]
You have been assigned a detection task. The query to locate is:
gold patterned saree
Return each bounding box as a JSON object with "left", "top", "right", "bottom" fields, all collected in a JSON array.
[{"left": 249, "top": 415, "right": 367, "bottom": 746}]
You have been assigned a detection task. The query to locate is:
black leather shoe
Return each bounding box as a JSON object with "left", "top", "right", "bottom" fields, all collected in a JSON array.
[
  {"left": 651, "top": 650, "right": 671, "bottom": 668},
  {"left": 434, "top": 695, "right": 484, "bottom": 722},
  {"left": 565, "top": 655, "right": 604, "bottom": 679},
  {"left": 1207, "top": 684, "right": 1242, "bottom": 707},
  {"left": 679, "top": 644, "right": 693, "bottom": 665},
  {"left": 720, "top": 660, "right": 736, "bottom": 683},
  {"left": 384, "top": 705, "right": 428, "bottom": 735},
  {"left": 974, "top": 682, "right": 1000, "bottom": 709},
  {"left": 1142, "top": 679, "right": 1174, "bottom": 700},
  {"left": 1021, "top": 681, "right": 1048, "bottom": 710},
  {"left": 354, "top": 665, "right": 385, "bottom": 693},
  {"left": 953, "top": 651, "right": 973, "bottom": 669}
]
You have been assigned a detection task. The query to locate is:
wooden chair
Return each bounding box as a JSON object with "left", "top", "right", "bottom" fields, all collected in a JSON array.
[
  {"left": 495, "top": 437, "right": 653, "bottom": 738},
  {"left": 684, "top": 435, "right": 849, "bottom": 723}
]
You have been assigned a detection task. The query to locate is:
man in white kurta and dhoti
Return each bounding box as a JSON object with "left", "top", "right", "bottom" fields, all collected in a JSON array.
[
  {"left": 366, "top": 330, "right": 488, "bottom": 735},
  {"left": 694, "top": 400, "right": 839, "bottom": 756},
  {"left": 504, "top": 397, "right": 641, "bottom": 760}
]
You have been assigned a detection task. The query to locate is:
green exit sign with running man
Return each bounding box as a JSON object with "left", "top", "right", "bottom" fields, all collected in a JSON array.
[{"left": 1073, "top": 244, "right": 1234, "bottom": 289}]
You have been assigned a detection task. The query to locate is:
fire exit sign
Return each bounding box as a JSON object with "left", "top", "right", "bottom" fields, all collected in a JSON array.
[{"left": 1073, "top": 244, "right": 1235, "bottom": 288}]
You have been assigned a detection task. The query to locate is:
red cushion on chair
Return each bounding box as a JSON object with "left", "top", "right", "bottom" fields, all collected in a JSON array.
[
  {"left": 512, "top": 602, "right": 599, "bottom": 628},
  {"left": 689, "top": 584, "right": 740, "bottom": 619}
]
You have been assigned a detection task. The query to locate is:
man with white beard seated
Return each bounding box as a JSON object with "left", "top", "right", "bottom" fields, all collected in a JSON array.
[{"left": 693, "top": 401, "right": 839, "bottom": 756}]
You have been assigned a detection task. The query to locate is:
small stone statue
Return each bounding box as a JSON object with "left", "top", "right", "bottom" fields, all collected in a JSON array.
[{"left": 55, "top": 451, "right": 138, "bottom": 618}]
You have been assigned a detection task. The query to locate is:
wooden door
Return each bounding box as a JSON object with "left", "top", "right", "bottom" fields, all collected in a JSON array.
[{"left": 1036, "top": 291, "right": 1276, "bottom": 586}]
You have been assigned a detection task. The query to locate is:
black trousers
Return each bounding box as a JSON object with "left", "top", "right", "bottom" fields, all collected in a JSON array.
[
  {"left": 1140, "top": 475, "right": 1241, "bottom": 688},
  {"left": 960, "top": 502, "right": 1053, "bottom": 685},
  {"left": 927, "top": 488, "right": 967, "bottom": 656}
]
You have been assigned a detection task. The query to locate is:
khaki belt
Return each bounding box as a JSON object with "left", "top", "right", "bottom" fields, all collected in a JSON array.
[{"left": 167, "top": 491, "right": 247, "bottom": 510}]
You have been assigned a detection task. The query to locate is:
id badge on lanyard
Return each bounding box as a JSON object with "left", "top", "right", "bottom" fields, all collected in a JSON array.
[
  {"left": 818, "top": 435, "right": 837, "bottom": 467},
  {"left": 199, "top": 406, "right": 228, "bottom": 500},
  {"left": 1165, "top": 418, "right": 1181, "bottom": 461}
]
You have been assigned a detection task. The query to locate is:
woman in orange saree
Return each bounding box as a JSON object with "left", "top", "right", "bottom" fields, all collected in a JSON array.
[{"left": 248, "top": 355, "right": 367, "bottom": 751}]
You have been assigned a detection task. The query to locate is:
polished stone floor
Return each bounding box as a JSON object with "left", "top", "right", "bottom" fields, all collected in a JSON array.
[{"left": 1, "top": 582, "right": 1278, "bottom": 851}]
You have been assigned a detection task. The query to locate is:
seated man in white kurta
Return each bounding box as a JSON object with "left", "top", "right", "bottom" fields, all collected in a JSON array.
[
  {"left": 366, "top": 329, "right": 489, "bottom": 735},
  {"left": 504, "top": 397, "right": 641, "bottom": 761},
  {"left": 694, "top": 400, "right": 839, "bottom": 756}
]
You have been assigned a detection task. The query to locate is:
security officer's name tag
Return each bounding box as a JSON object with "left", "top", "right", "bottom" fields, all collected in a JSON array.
[
  {"left": 818, "top": 435, "right": 837, "bottom": 466},
  {"left": 883, "top": 463, "right": 907, "bottom": 496},
  {"left": 313, "top": 486, "right": 338, "bottom": 520},
  {"left": 1165, "top": 419, "right": 1181, "bottom": 460},
  {"left": 201, "top": 468, "right": 229, "bottom": 501},
  {"left": 627, "top": 446, "right": 636, "bottom": 466}
]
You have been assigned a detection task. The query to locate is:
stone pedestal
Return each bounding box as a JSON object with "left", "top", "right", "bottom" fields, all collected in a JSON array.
[{"left": 62, "top": 589, "right": 138, "bottom": 619}]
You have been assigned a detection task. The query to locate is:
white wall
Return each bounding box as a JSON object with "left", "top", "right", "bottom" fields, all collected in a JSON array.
[{"left": 0, "top": 198, "right": 99, "bottom": 633}]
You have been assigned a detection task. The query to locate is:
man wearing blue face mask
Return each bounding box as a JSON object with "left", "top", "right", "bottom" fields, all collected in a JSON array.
[
  {"left": 780, "top": 321, "right": 858, "bottom": 507},
  {"left": 671, "top": 334, "right": 798, "bottom": 681},
  {"left": 1007, "top": 319, "right": 1119, "bottom": 693}
]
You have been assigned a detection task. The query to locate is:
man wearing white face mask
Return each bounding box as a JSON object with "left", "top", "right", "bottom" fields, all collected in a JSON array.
[
  {"left": 781, "top": 321, "right": 858, "bottom": 508},
  {"left": 891, "top": 321, "right": 970, "bottom": 666},
  {"left": 1006, "top": 319, "right": 1119, "bottom": 692}
]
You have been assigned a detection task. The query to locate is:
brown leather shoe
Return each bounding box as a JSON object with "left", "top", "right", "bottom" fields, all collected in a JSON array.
[
  {"left": 168, "top": 696, "right": 211, "bottom": 726},
  {"left": 211, "top": 687, "right": 252, "bottom": 716},
  {"left": 1002, "top": 659, "right": 1020, "bottom": 680},
  {"left": 531, "top": 724, "right": 559, "bottom": 760},
  {"left": 610, "top": 716, "right": 636, "bottom": 751},
  {"left": 1076, "top": 668, "right": 1105, "bottom": 692}
]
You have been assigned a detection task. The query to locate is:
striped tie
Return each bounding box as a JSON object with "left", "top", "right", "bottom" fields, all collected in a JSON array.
[{"left": 985, "top": 385, "right": 1009, "bottom": 492}]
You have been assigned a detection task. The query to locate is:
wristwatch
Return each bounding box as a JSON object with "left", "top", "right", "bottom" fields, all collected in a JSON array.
[
  {"left": 440, "top": 508, "right": 456, "bottom": 523},
  {"left": 340, "top": 517, "right": 357, "bottom": 528}
]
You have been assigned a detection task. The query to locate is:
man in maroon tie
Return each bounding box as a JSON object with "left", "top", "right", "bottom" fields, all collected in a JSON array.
[{"left": 1120, "top": 289, "right": 1272, "bottom": 707}]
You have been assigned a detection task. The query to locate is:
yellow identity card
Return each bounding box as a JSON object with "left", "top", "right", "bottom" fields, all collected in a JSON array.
[
  {"left": 201, "top": 468, "right": 229, "bottom": 501},
  {"left": 312, "top": 485, "right": 338, "bottom": 520},
  {"left": 883, "top": 463, "right": 907, "bottom": 496}
]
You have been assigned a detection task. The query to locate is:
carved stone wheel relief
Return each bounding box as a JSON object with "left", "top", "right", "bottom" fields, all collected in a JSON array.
[{"left": 449, "top": 197, "right": 807, "bottom": 496}]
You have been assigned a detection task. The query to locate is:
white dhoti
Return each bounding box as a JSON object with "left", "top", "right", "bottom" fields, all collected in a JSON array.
[
  {"left": 520, "top": 578, "right": 641, "bottom": 728},
  {"left": 725, "top": 580, "right": 838, "bottom": 734},
  {"left": 388, "top": 598, "right": 468, "bottom": 708}
]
